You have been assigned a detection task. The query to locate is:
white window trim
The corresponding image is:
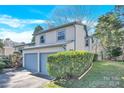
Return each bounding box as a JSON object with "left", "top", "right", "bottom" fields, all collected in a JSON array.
[
  {"left": 57, "top": 30, "right": 66, "bottom": 42},
  {"left": 40, "top": 34, "right": 45, "bottom": 44}
]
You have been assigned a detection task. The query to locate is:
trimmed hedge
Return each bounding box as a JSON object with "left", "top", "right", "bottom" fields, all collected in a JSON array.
[{"left": 48, "top": 51, "right": 94, "bottom": 79}]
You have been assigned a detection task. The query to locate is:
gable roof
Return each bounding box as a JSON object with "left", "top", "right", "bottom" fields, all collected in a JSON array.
[
  {"left": 14, "top": 42, "right": 35, "bottom": 47},
  {"left": 33, "top": 21, "right": 88, "bottom": 36}
]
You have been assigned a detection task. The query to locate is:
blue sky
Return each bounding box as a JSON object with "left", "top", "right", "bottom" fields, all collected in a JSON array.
[{"left": 0, "top": 5, "right": 114, "bottom": 43}]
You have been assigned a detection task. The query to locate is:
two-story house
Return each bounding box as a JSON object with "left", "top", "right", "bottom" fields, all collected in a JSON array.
[{"left": 23, "top": 21, "right": 93, "bottom": 75}]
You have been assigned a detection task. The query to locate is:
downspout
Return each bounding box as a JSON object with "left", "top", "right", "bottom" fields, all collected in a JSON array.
[{"left": 74, "top": 25, "right": 76, "bottom": 50}]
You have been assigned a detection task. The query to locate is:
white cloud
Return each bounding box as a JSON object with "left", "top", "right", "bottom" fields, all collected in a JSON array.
[
  {"left": 0, "top": 14, "right": 47, "bottom": 43},
  {"left": 0, "top": 28, "right": 33, "bottom": 43},
  {"left": 0, "top": 14, "right": 47, "bottom": 28}
]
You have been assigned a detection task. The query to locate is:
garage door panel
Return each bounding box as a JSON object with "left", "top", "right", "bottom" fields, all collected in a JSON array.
[
  {"left": 40, "top": 52, "right": 56, "bottom": 75},
  {"left": 24, "top": 53, "right": 38, "bottom": 72},
  {"left": 40, "top": 54, "right": 48, "bottom": 75}
]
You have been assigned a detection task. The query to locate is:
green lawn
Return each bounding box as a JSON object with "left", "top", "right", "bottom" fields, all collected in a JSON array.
[{"left": 44, "top": 61, "right": 124, "bottom": 88}]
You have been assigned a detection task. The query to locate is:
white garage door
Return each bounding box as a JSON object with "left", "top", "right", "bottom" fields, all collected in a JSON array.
[{"left": 24, "top": 53, "right": 38, "bottom": 72}]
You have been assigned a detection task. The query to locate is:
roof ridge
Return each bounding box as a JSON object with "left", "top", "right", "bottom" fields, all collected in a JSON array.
[{"left": 33, "top": 21, "right": 85, "bottom": 36}]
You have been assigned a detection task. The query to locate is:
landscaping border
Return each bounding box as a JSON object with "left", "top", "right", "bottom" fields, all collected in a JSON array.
[{"left": 78, "top": 63, "right": 93, "bottom": 80}]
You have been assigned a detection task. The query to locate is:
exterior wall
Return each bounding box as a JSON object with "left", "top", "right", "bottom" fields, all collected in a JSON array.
[
  {"left": 30, "top": 24, "right": 90, "bottom": 52},
  {"left": 75, "top": 24, "right": 87, "bottom": 50},
  {"left": 86, "top": 37, "right": 93, "bottom": 52},
  {"left": 4, "top": 47, "right": 15, "bottom": 56},
  {"left": 65, "top": 26, "right": 75, "bottom": 42},
  {"left": 23, "top": 46, "right": 64, "bottom": 54},
  {"left": 91, "top": 39, "right": 105, "bottom": 60},
  {"left": 35, "top": 26, "right": 75, "bottom": 46},
  {"left": 89, "top": 38, "right": 93, "bottom": 51},
  {"left": 0, "top": 47, "right": 15, "bottom": 56},
  {"left": 66, "top": 42, "right": 75, "bottom": 50},
  {"left": 15, "top": 46, "right": 24, "bottom": 53},
  {"left": 15, "top": 44, "right": 34, "bottom": 53}
]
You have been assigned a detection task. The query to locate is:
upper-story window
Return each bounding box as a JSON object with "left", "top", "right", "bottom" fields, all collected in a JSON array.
[
  {"left": 57, "top": 31, "right": 65, "bottom": 41},
  {"left": 40, "top": 35, "right": 45, "bottom": 43}
]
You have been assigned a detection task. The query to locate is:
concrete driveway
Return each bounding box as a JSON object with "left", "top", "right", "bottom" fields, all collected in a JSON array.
[{"left": 0, "top": 68, "right": 50, "bottom": 88}]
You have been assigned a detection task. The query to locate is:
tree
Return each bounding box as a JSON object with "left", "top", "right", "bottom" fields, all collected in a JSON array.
[
  {"left": 0, "top": 39, "right": 4, "bottom": 49},
  {"left": 115, "top": 5, "right": 124, "bottom": 23},
  {"left": 31, "top": 25, "right": 43, "bottom": 43},
  {"left": 115, "top": 5, "right": 124, "bottom": 60},
  {"left": 106, "top": 46, "right": 123, "bottom": 60},
  {"left": 111, "top": 47, "right": 122, "bottom": 57},
  {"left": 95, "top": 12, "right": 123, "bottom": 59},
  {"left": 49, "top": 5, "right": 101, "bottom": 32}
]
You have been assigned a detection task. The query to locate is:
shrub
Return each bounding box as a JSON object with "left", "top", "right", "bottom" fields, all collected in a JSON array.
[
  {"left": 106, "top": 47, "right": 123, "bottom": 59},
  {"left": 0, "top": 61, "right": 6, "bottom": 71},
  {"left": 93, "top": 54, "right": 98, "bottom": 62},
  {"left": 48, "top": 51, "right": 94, "bottom": 79},
  {"left": 111, "top": 47, "right": 122, "bottom": 57},
  {"left": 10, "top": 52, "right": 22, "bottom": 68},
  {"left": 0, "top": 56, "right": 12, "bottom": 68}
]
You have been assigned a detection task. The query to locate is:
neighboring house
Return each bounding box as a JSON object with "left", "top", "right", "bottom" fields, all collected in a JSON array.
[
  {"left": 14, "top": 43, "right": 35, "bottom": 54},
  {"left": 23, "top": 21, "right": 93, "bottom": 75},
  {"left": 0, "top": 48, "right": 4, "bottom": 56},
  {"left": 3, "top": 46, "right": 15, "bottom": 56},
  {"left": 0, "top": 38, "right": 24, "bottom": 56},
  {"left": 0, "top": 38, "right": 15, "bottom": 56}
]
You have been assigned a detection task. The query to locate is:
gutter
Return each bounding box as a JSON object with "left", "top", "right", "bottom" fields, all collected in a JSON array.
[
  {"left": 23, "top": 40, "right": 74, "bottom": 50},
  {"left": 23, "top": 44, "right": 63, "bottom": 50}
]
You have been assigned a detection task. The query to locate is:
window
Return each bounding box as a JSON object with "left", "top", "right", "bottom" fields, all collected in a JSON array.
[
  {"left": 91, "top": 37, "right": 94, "bottom": 43},
  {"left": 85, "top": 38, "right": 89, "bottom": 47},
  {"left": 40, "top": 35, "right": 45, "bottom": 43},
  {"left": 57, "top": 31, "right": 65, "bottom": 41}
]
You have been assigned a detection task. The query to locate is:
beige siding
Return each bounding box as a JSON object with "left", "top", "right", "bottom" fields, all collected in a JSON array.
[
  {"left": 46, "top": 31, "right": 56, "bottom": 44},
  {"left": 4, "top": 47, "right": 15, "bottom": 56},
  {"left": 64, "top": 26, "right": 75, "bottom": 50},
  {"left": 66, "top": 42, "right": 75, "bottom": 50},
  {"left": 65, "top": 26, "right": 75, "bottom": 41},
  {"left": 75, "top": 24, "right": 86, "bottom": 50},
  {"left": 34, "top": 24, "right": 90, "bottom": 51},
  {"left": 23, "top": 46, "right": 64, "bottom": 54},
  {"left": 24, "top": 23, "right": 92, "bottom": 56},
  {"left": 35, "top": 26, "right": 75, "bottom": 46},
  {"left": 35, "top": 33, "right": 43, "bottom": 45}
]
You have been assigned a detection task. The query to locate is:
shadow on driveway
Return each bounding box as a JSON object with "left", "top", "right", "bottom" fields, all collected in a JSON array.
[
  {"left": 31, "top": 73, "right": 53, "bottom": 80},
  {"left": 0, "top": 68, "right": 16, "bottom": 87},
  {"left": 0, "top": 68, "right": 50, "bottom": 88}
]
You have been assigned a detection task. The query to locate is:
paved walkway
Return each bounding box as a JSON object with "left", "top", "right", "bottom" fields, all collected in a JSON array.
[{"left": 0, "top": 68, "right": 50, "bottom": 88}]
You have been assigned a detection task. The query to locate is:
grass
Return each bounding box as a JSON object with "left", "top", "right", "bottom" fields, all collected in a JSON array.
[{"left": 44, "top": 61, "right": 124, "bottom": 88}]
